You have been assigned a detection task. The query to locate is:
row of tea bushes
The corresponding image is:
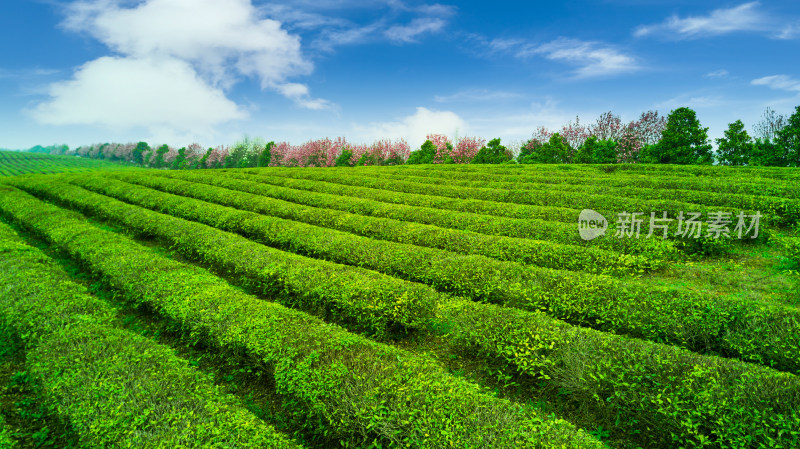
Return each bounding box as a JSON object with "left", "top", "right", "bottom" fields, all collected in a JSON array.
[
  {"left": 21, "top": 176, "right": 800, "bottom": 376},
  {"left": 151, "top": 170, "right": 676, "bottom": 259},
  {"left": 0, "top": 218, "right": 300, "bottom": 448},
  {"left": 0, "top": 185, "right": 600, "bottom": 448},
  {"left": 7, "top": 177, "right": 438, "bottom": 338},
  {"left": 94, "top": 173, "right": 655, "bottom": 275},
  {"left": 366, "top": 165, "right": 800, "bottom": 200}
]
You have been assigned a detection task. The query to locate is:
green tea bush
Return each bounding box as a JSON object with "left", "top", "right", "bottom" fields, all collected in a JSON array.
[
  {"left": 0, "top": 220, "right": 300, "bottom": 448},
  {"left": 440, "top": 299, "right": 800, "bottom": 448},
  {"left": 88, "top": 173, "right": 653, "bottom": 275},
  {"left": 19, "top": 176, "right": 800, "bottom": 375},
  {"left": 7, "top": 178, "right": 437, "bottom": 339},
  {"left": 152, "top": 170, "right": 675, "bottom": 258},
  {"left": 0, "top": 186, "right": 601, "bottom": 448}
]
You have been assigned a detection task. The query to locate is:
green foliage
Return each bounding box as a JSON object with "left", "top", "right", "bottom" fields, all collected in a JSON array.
[
  {"left": 774, "top": 235, "right": 800, "bottom": 267},
  {"left": 226, "top": 136, "right": 267, "bottom": 168},
  {"left": 334, "top": 147, "right": 354, "bottom": 167},
  {"left": 132, "top": 141, "right": 150, "bottom": 165},
  {"left": 642, "top": 107, "right": 713, "bottom": 164},
  {"left": 750, "top": 138, "right": 786, "bottom": 167},
  {"left": 151, "top": 144, "right": 170, "bottom": 169},
  {"left": 472, "top": 138, "right": 512, "bottom": 164},
  {"left": 171, "top": 147, "right": 188, "bottom": 170},
  {"left": 440, "top": 299, "right": 800, "bottom": 448},
  {"left": 518, "top": 133, "right": 570, "bottom": 164},
  {"left": 406, "top": 140, "right": 436, "bottom": 164},
  {"left": 0, "top": 185, "right": 598, "bottom": 448},
  {"left": 146, "top": 169, "right": 672, "bottom": 260},
  {"left": 574, "top": 136, "right": 618, "bottom": 164},
  {"left": 16, "top": 177, "right": 440, "bottom": 338},
  {"left": 0, "top": 219, "right": 298, "bottom": 448},
  {"left": 76, "top": 172, "right": 800, "bottom": 375},
  {"left": 0, "top": 150, "right": 129, "bottom": 177},
  {"left": 775, "top": 105, "right": 800, "bottom": 167},
  {"left": 257, "top": 141, "right": 275, "bottom": 167},
  {"left": 715, "top": 119, "right": 753, "bottom": 166}
]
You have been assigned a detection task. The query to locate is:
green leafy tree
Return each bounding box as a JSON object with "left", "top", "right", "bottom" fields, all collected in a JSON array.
[
  {"left": 574, "top": 136, "right": 618, "bottom": 164},
  {"left": 257, "top": 141, "right": 275, "bottom": 167},
  {"left": 750, "top": 139, "right": 782, "bottom": 166},
  {"left": 518, "top": 133, "right": 570, "bottom": 164},
  {"left": 406, "top": 140, "right": 437, "bottom": 164},
  {"left": 472, "top": 138, "right": 512, "bottom": 164},
  {"left": 334, "top": 147, "right": 354, "bottom": 167},
  {"left": 775, "top": 105, "right": 800, "bottom": 167},
  {"left": 715, "top": 120, "right": 753, "bottom": 166},
  {"left": 643, "top": 107, "right": 712, "bottom": 164},
  {"left": 171, "top": 147, "right": 187, "bottom": 169},
  {"left": 132, "top": 141, "right": 150, "bottom": 164},
  {"left": 152, "top": 144, "right": 169, "bottom": 168}
]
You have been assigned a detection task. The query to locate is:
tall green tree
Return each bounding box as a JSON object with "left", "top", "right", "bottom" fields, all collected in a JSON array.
[
  {"left": 472, "top": 138, "right": 512, "bottom": 164},
  {"left": 132, "top": 141, "right": 150, "bottom": 164},
  {"left": 715, "top": 120, "right": 752, "bottom": 166},
  {"left": 775, "top": 105, "right": 800, "bottom": 167},
  {"left": 643, "top": 107, "right": 712, "bottom": 164},
  {"left": 518, "top": 133, "right": 570, "bottom": 164},
  {"left": 574, "top": 136, "right": 618, "bottom": 164},
  {"left": 406, "top": 140, "right": 437, "bottom": 164},
  {"left": 257, "top": 141, "right": 275, "bottom": 167}
]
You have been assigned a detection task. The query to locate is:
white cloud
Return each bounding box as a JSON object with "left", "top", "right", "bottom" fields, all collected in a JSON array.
[
  {"left": 777, "top": 23, "right": 800, "bottom": 39},
  {"left": 434, "top": 89, "right": 522, "bottom": 103},
  {"left": 30, "top": 56, "right": 246, "bottom": 131},
  {"left": 704, "top": 69, "right": 729, "bottom": 78},
  {"left": 654, "top": 95, "right": 725, "bottom": 110},
  {"left": 518, "top": 38, "right": 639, "bottom": 78},
  {"left": 751, "top": 75, "right": 800, "bottom": 92},
  {"left": 355, "top": 107, "right": 467, "bottom": 148},
  {"left": 38, "top": 0, "right": 329, "bottom": 128},
  {"left": 385, "top": 17, "right": 446, "bottom": 43},
  {"left": 634, "top": 2, "right": 771, "bottom": 39}
]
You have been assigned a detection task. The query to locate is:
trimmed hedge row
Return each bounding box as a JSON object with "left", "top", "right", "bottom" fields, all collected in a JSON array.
[
  {"left": 381, "top": 162, "right": 800, "bottom": 181},
  {"left": 6, "top": 177, "right": 438, "bottom": 338},
  {"left": 0, "top": 219, "right": 301, "bottom": 448},
  {"left": 0, "top": 185, "right": 601, "bottom": 448},
  {"left": 359, "top": 166, "right": 800, "bottom": 200},
  {"left": 256, "top": 169, "right": 769, "bottom": 227},
  {"left": 87, "top": 173, "right": 656, "bottom": 275},
  {"left": 20, "top": 176, "right": 800, "bottom": 376},
  {"left": 213, "top": 169, "right": 579, "bottom": 223},
  {"left": 354, "top": 170, "right": 800, "bottom": 227},
  {"left": 440, "top": 298, "right": 800, "bottom": 448},
  {"left": 144, "top": 170, "right": 676, "bottom": 259}
]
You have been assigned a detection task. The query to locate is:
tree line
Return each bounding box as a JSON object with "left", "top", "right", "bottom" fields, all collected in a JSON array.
[{"left": 11, "top": 105, "right": 800, "bottom": 168}]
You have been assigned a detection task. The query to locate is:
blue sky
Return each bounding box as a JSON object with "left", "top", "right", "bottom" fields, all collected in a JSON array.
[{"left": 1, "top": 0, "right": 799, "bottom": 150}]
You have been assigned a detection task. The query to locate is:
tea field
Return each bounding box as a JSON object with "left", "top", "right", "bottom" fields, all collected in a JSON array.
[
  {"left": 0, "top": 162, "right": 799, "bottom": 448},
  {"left": 0, "top": 150, "right": 132, "bottom": 176}
]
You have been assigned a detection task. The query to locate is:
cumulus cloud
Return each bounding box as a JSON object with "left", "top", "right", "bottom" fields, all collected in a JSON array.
[
  {"left": 356, "top": 107, "right": 467, "bottom": 148},
  {"left": 634, "top": 2, "right": 770, "bottom": 39},
  {"left": 32, "top": 0, "right": 329, "bottom": 136},
  {"left": 751, "top": 75, "right": 800, "bottom": 92},
  {"left": 31, "top": 56, "right": 246, "bottom": 129}
]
